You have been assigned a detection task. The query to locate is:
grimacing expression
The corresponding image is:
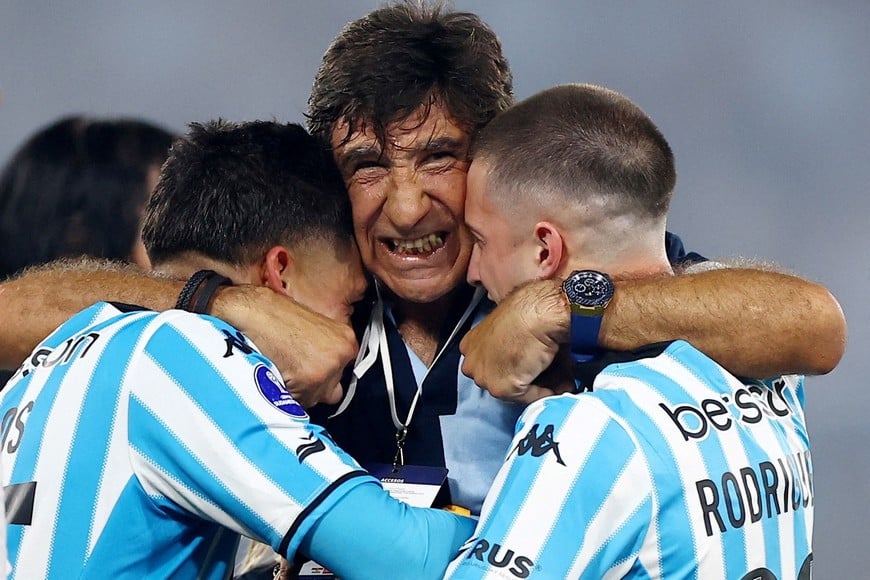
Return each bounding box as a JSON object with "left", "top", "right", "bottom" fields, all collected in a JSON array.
[
  {"left": 330, "top": 103, "right": 474, "bottom": 304},
  {"left": 465, "top": 160, "right": 538, "bottom": 303},
  {"left": 286, "top": 238, "right": 368, "bottom": 325}
]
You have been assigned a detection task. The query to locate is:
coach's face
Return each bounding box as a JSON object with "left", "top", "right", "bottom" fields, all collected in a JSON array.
[{"left": 330, "top": 103, "right": 474, "bottom": 305}]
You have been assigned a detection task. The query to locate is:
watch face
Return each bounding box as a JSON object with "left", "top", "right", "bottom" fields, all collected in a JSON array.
[{"left": 562, "top": 270, "right": 614, "bottom": 307}]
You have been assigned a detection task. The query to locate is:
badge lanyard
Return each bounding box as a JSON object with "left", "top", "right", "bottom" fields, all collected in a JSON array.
[{"left": 331, "top": 281, "right": 485, "bottom": 467}]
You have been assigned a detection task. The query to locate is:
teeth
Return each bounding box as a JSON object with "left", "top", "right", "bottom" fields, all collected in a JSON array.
[{"left": 391, "top": 233, "right": 445, "bottom": 254}]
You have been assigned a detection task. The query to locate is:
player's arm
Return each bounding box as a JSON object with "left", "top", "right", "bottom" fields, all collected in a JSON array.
[
  {"left": 129, "top": 312, "right": 472, "bottom": 577},
  {"left": 0, "top": 258, "right": 355, "bottom": 405},
  {"left": 600, "top": 267, "right": 845, "bottom": 377},
  {"left": 461, "top": 267, "right": 846, "bottom": 403},
  {"left": 297, "top": 482, "right": 475, "bottom": 579},
  {"left": 0, "top": 259, "right": 177, "bottom": 367}
]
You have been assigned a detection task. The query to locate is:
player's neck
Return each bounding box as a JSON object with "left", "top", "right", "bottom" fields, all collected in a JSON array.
[{"left": 153, "top": 253, "right": 250, "bottom": 286}]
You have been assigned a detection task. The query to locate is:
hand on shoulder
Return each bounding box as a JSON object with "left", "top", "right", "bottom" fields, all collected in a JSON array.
[
  {"left": 460, "top": 279, "right": 572, "bottom": 404},
  {"left": 212, "top": 285, "right": 358, "bottom": 407}
]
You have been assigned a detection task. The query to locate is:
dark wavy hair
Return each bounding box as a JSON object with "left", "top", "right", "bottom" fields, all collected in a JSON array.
[
  {"left": 307, "top": 1, "right": 513, "bottom": 147},
  {"left": 142, "top": 120, "right": 353, "bottom": 267},
  {"left": 0, "top": 116, "right": 174, "bottom": 279}
]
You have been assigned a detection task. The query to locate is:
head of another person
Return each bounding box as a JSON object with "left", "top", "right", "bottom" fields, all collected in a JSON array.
[
  {"left": 142, "top": 120, "right": 366, "bottom": 324},
  {"left": 0, "top": 116, "right": 174, "bottom": 279},
  {"left": 465, "top": 83, "right": 677, "bottom": 303},
  {"left": 307, "top": 1, "right": 513, "bottom": 304}
]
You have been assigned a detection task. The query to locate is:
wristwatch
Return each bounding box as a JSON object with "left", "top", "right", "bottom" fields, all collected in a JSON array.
[{"left": 562, "top": 269, "right": 615, "bottom": 363}]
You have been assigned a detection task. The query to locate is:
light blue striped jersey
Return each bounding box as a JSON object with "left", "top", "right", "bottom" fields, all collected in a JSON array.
[
  {"left": 445, "top": 340, "right": 813, "bottom": 579},
  {"left": 0, "top": 302, "right": 376, "bottom": 579}
]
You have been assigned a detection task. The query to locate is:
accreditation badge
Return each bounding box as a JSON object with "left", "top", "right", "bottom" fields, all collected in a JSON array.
[{"left": 363, "top": 463, "right": 449, "bottom": 508}]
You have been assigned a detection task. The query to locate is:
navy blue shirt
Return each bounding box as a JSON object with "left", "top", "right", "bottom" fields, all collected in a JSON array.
[{"left": 311, "top": 231, "right": 701, "bottom": 513}]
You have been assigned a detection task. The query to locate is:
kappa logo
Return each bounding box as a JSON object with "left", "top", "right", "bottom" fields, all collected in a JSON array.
[
  {"left": 223, "top": 329, "right": 254, "bottom": 358},
  {"left": 254, "top": 364, "right": 307, "bottom": 419},
  {"left": 512, "top": 423, "right": 565, "bottom": 466},
  {"left": 296, "top": 433, "right": 326, "bottom": 463}
]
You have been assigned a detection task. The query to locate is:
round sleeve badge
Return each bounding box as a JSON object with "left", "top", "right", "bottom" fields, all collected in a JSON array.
[{"left": 254, "top": 364, "right": 308, "bottom": 419}]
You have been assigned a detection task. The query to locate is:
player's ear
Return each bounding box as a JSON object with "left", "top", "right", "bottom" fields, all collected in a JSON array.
[
  {"left": 533, "top": 221, "right": 564, "bottom": 279},
  {"left": 260, "top": 246, "right": 294, "bottom": 296}
]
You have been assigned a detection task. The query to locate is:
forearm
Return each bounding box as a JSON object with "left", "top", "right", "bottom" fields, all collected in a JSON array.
[
  {"left": 0, "top": 259, "right": 184, "bottom": 368},
  {"left": 298, "top": 482, "right": 475, "bottom": 580},
  {"left": 0, "top": 259, "right": 355, "bottom": 406},
  {"left": 600, "top": 268, "right": 847, "bottom": 377}
]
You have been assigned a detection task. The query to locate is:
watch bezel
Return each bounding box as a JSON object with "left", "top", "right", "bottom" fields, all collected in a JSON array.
[{"left": 562, "top": 270, "right": 615, "bottom": 308}]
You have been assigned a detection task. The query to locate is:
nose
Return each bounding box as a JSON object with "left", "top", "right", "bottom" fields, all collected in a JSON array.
[
  {"left": 383, "top": 169, "right": 431, "bottom": 231},
  {"left": 467, "top": 244, "right": 482, "bottom": 287}
]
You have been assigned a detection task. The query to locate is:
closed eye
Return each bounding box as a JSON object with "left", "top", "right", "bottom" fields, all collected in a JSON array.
[
  {"left": 468, "top": 227, "right": 484, "bottom": 246},
  {"left": 353, "top": 159, "right": 385, "bottom": 172}
]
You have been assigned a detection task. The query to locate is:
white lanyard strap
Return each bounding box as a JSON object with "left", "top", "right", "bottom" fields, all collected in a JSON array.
[
  {"left": 329, "top": 287, "right": 384, "bottom": 419},
  {"left": 331, "top": 284, "right": 486, "bottom": 464},
  {"left": 386, "top": 286, "right": 486, "bottom": 432}
]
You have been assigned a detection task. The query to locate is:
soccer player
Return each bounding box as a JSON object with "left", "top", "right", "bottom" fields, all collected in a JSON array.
[
  {"left": 445, "top": 84, "right": 812, "bottom": 578},
  {"left": 0, "top": 121, "right": 473, "bottom": 579},
  {"left": 0, "top": 2, "right": 844, "bottom": 519}
]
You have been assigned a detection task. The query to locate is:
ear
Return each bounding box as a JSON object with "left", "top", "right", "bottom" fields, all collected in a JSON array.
[
  {"left": 533, "top": 221, "right": 564, "bottom": 279},
  {"left": 260, "top": 246, "right": 294, "bottom": 297}
]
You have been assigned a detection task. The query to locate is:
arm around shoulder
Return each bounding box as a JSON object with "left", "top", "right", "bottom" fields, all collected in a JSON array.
[
  {"left": 460, "top": 267, "right": 846, "bottom": 401},
  {"left": 210, "top": 285, "right": 358, "bottom": 407},
  {"left": 298, "top": 482, "right": 475, "bottom": 579},
  {"left": 0, "top": 258, "right": 183, "bottom": 369},
  {"left": 601, "top": 268, "right": 847, "bottom": 378}
]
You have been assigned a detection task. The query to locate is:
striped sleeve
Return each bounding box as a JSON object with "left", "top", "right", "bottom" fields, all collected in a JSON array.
[
  {"left": 445, "top": 394, "right": 654, "bottom": 579},
  {"left": 6, "top": 302, "right": 122, "bottom": 383},
  {"left": 125, "top": 311, "right": 376, "bottom": 559}
]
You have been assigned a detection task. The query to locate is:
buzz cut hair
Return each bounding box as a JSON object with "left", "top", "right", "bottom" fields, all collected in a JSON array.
[{"left": 471, "top": 83, "right": 676, "bottom": 220}]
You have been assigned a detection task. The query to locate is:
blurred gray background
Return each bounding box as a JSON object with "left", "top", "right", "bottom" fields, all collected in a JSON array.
[{"left": 1, "top": 1, "right": 866, "bottom": 576}]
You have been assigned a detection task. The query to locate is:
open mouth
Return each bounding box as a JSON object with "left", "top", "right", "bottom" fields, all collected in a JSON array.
[{"left": 384, "top": 232, "right": 447, "bottom": 255}]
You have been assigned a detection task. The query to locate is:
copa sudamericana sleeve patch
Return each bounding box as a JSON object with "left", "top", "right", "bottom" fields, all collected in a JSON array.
[{"left": 254, "top": 363, "right": 308, "bottom": 419}]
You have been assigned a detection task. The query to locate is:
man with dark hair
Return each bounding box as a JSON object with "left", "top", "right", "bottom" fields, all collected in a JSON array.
[
  {"left": 305, "top": 2, "right": 522, "bottom": 514},
  {"left": 445, "top": 84, "right": 813, "bottom": 578},
  {"left": 307, "top": 5, "right": 512, "bottom": 151},
  {"left": 0, "top": 120, "right": 474, "bottom": 579},
  {"left": 0, "top": 1, "right": 845, "bottom": 519},
  {"left": 304, "top": 1, "right": 841, "bottom": 516}
]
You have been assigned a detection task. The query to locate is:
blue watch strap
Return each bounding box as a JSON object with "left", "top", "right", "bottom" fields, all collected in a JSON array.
[{"left": 568, "top": 309, "right": 603, "bottom": 363}]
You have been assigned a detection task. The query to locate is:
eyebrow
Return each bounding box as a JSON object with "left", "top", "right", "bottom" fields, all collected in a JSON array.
[
  {"left": 335, "top": 145, "right": 382, "bottom": 174},
  {"left": 419, "top": 136, "right": 466, "bottom": 153},
  {"left": 336, "top": 135, "right": 468, "bottom": 173}
]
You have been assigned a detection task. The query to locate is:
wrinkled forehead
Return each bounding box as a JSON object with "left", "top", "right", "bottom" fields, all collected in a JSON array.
[{"left": 330, "top": 102, "right": 472, "bottom": 153}]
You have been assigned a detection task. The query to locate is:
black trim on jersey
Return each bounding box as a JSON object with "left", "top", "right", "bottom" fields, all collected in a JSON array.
[
  {"left": 4, "top": 481, "right": 36, "bottom": 525},
  {"left": 573, "top": 341, "right": 675, "bottom": 392},
  {"left": 107, "top": 302, "right": 152, "bottom": 313},
  {"left": 278, "top": 469, "right": 370, "bottom": 558}
]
